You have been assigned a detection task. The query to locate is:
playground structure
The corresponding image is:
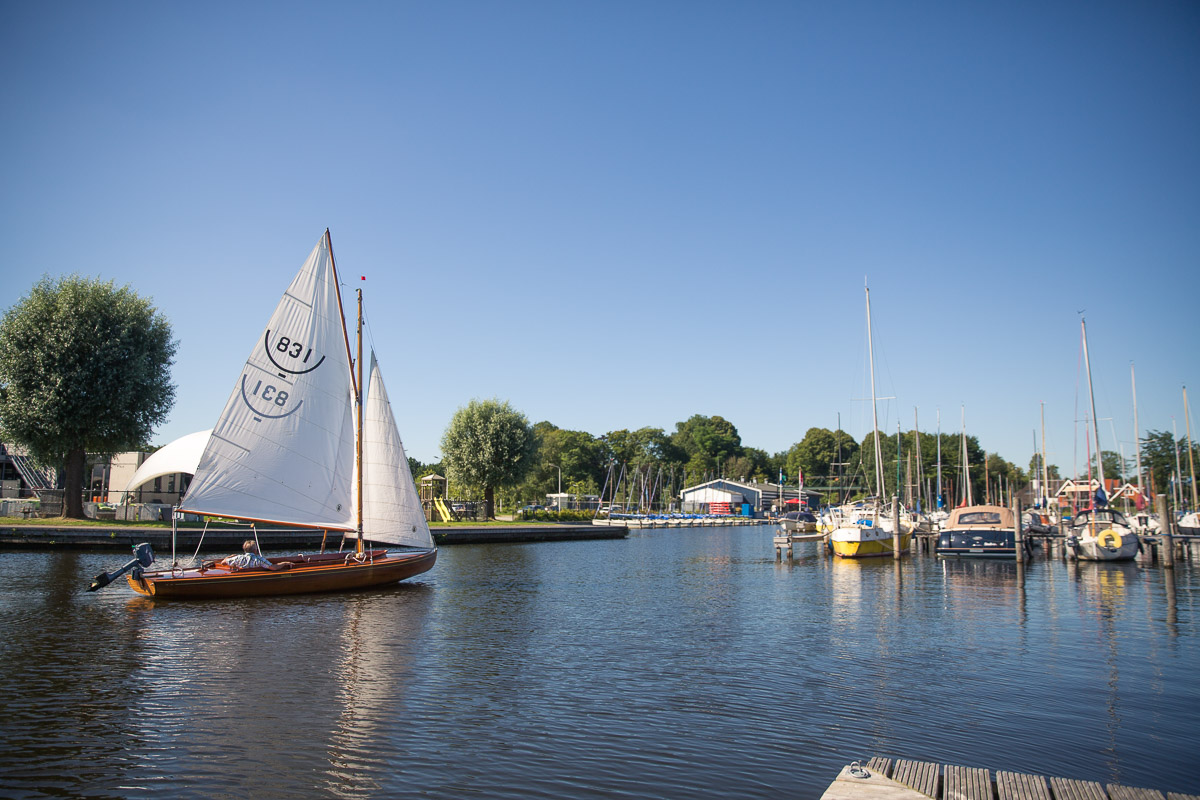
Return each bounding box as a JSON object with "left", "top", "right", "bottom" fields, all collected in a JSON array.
[{"left": 418, "top": 474, "right": 483, "bottom": 522}]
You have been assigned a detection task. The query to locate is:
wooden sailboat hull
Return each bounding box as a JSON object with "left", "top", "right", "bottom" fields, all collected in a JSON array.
[{"left": 126, "top": 548, "right": 437, "bottom": 599}]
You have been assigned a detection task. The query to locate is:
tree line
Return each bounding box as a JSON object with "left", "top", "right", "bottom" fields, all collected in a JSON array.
[{"left": 2, "top": 276, "right": 1195, "bottom": 519}]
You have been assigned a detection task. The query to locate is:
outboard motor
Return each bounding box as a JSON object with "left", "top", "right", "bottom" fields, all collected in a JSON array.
[
  {"left": 1064, "top": 534, "right": 1080, "bottom": 560},
  {"left": 88, "top": 542, "right": 155, "bottom": 591}
]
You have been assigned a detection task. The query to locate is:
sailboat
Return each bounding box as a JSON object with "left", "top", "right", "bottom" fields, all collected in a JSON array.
[
  {"left": 89, "top": 231, "right": 437, "bottom": 598},
  {"left": 1179, "top": 385, "right": 1200, "bottom": 535},
  {"left": 1066, "top": 318, "right": 1138, "bottom": 562},
  {"left": 829, "top": 284, "right": 910, "bottom": 558}
]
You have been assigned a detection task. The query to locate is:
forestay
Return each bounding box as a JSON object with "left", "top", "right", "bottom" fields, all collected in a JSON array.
[
  {"left": 351, "top": 353, "right": 434, "bottom": 548},
  {"left": 180, "top": 235, "right": 357, "bottom": 530}
]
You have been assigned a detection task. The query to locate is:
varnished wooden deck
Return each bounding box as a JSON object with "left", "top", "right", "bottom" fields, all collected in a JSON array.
[{"left": 820, "top": 758, "right": 1196, "bottom": 800}]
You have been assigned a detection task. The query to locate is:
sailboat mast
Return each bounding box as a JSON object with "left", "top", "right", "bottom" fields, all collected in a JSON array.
[
  {"left": 1173, "top": 419, "right": 1183, "bottom": 509},
  {"left": 1185, "top": 385, "right": 1198, "bottom": 510},
  {"left": 1081, "top": 318, "right": 1106, "bottom": 491},
  {"left": 1132, "top": 365, "right": 1143, "bottom": 497},
  {"left": 936, "top": 408, "right": 942, "bottom": 508},
  {"left": 326, "top": 229, "right": 357, "bottom": 399},
  {"left": 914, "top": 407, "right": 923, "bottom": 511},
  {"left": 865, "top": 284, "right": 885, "bottom": 500},
  {"left": 896, "top": 421, "right": 902, "bottom": 504},
  {"left": 1041, "top": 402, "right": 1049, "bottom": 508},
  {"left": 961, "top": 405, "right": 972, "bottom": 506},
  {"left": 356, "top": 289, "right": 364, "bottom": 555}
]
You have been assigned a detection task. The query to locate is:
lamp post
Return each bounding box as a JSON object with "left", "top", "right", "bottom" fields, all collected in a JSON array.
[{"left": 548, "top": 463, "right": 561, "bottom": 508}]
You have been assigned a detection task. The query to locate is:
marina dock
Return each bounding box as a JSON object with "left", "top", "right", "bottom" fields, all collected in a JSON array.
[{"left": 821, "top": 757, "right": 1197, "bottom": 800}]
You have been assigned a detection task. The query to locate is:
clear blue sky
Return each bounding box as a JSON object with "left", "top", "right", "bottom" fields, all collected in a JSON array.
[{"left": 3, "top": 1, "right": 1198, "bottom": 478}]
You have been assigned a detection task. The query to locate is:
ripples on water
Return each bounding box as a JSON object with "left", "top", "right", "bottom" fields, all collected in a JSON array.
[{"left": 1, "top": 530, "right": 1197, "bottom": 798}]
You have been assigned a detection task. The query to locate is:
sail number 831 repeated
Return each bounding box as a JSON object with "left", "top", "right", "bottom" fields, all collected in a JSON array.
[{"left": 239, "top": 330, "right": 329, "bottom": 420}]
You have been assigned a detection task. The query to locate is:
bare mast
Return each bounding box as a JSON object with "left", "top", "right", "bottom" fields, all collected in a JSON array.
[
  {"left": 355, "top": 288, "right": 364, "bottom": 556},
  {"left": 1081, "top": 318, "right": 1106, "bottom": 495},
  {"left": 1185, "top": 385, "right": 1198, "bottom": 510},
  {"left": 865, "top": 284, "right": 885, "bottom": 502},
  {"left": 1131, "top": 365, "right": 1143, "bottom": 499}
]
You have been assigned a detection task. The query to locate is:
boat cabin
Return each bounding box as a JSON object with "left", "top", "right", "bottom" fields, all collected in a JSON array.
[
  {"left": 938, "top": 504, "right": 1027, "bottom": 559},
  {"left": 945, "top": 504, "right": 1015, "bottom": 530}
]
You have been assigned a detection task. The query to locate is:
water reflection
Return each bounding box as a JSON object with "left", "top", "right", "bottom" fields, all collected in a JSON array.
[{"left": 1, "top": 533, "right": 1199, "bottom": 798}]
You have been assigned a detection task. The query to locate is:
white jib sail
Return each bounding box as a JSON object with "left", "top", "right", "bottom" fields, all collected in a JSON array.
[
  {"left": 351, "top": 352, "right": 434, "bottom": 548},
  {"left": 180, "top": 235, "right": 357, "bottom": 530}
]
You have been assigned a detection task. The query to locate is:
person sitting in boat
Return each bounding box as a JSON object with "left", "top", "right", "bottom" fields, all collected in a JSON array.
[{"left": 221, "top": 540, "right": 294, "bottom": 572}]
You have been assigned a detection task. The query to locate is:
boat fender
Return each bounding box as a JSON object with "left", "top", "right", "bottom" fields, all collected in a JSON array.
[{"left": 1098, "top": 529, "right": 1121, "bottom": 549}]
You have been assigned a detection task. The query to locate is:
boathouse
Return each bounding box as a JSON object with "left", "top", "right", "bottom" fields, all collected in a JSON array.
[{"left": 679, "top": 478, "right": 821, "bottom": 516}]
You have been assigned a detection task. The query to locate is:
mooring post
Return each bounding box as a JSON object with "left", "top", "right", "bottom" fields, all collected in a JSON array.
[
  {"left": 1157, "top": 493, "right": 1174, "bottom": 569},
  {"left": 892, "top": 495, "right": 902, "bottom": 560},
  {"left": 1014, "top": 497, "right": 1024, "bottom": 563}
]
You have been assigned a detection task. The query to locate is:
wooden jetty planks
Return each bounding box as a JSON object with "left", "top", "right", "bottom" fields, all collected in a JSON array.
[
  {"left": 945, "top": 765, "right": 991, "bottom": 800},
  {"left": 1166, "top": 794, "right": 1200, "bottom": 800},
  {"left": 866, "top": 757, "right": 894, "bottom": 778},
  {"left": 996, "top": 771, "right": 1052, "bottom": 800},
  {"left": 893, "top": 760, "right": 941, "bottom": 798},
  {"left": 1049, "top": 777, "right": 1107, "bottom": 800},
  {"left": 1108, "top": 787, "right": 1166, "bottom": 800}
]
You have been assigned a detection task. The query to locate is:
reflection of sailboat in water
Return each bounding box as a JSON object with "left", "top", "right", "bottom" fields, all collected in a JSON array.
[
  {"left": 90, "top": 231, "right": 437, "bottom": 598},
  {"left": 1072, "top": 562, "right": 1138, "bottom": 781},
  {"left": 323, "top": 586, "right": 435, "bottom": 797}
]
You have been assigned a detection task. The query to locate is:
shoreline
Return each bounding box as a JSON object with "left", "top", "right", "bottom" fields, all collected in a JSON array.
[{"left": 0, "top": 522, "right": 628, "bottom": 551}]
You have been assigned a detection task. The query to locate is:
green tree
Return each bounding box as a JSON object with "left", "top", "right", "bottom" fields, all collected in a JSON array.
[
  {"left": 441, "top": 398, "right": 535, "bottom": 518},
  {"left": 0, "top": 276, "right": 176, "bottom": 518},
  {"left": 670, "top": 414, "right": 741, "bottom": 476},
  {"left": 1081, "top": 450, "right": 1126, "bottom": 483},
  {"left": 517, "top": 423, "right": 604, "bottom": 505},
  {"left": 1141, "top": 429, "right": 1199, "bottom": 503},
  {"left": 786, "top": 427, "right": 860, "bottom": 495}
]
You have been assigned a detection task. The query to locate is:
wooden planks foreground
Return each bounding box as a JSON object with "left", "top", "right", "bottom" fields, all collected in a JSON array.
[{"left": 820, "top": 758, "right": 1193, "bottom": 800}]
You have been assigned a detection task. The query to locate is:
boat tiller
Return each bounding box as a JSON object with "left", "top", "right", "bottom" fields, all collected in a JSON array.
[{"left": 87, "top": 543, "right": 155, "bottom": 591}]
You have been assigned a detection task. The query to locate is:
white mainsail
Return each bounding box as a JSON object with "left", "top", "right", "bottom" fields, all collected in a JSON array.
[
  {"left": 180, "top": 235, "right": 357, "bottom": 530},
  {"left": 351, "top": 352, "right": 434, "bottom": 548}
]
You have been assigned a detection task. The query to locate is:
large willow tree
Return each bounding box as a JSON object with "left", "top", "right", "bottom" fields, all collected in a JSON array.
[
  {"left": 0, "top": 276, "right": 176, "bottom": 518},
  {"left": 441, "top": 398, "right": 534, "bottom": 518}
]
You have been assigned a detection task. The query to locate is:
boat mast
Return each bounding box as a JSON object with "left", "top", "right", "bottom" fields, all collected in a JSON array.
[
  {"left": 961, "top": 405, "right": 972, "bottom": 506},
  {"left": 1081, "top": 318, "right": 1106, "bottom": 496},
  {"left": 865, "top": 284, "right": 885, "bottom": 503},
  {"left": 1131, "top": 365, "right": 1144, "bottom": 502},
  {"left": 1185, "top": 385, "right": 1198, "bottom": 511},
  {"left": 913, "top": 407, "right": 923, "bottom": 511},
  {"left": 936, "top": 408, "right": 942, "bottom": 509},
  {"left": 1041, "top": 402, "right": 1050, "bottom": 509},
  {"left": 356, "top": 288, "right": 364, "bottom": 556},
  {"left": 1173, "top": 419, "right": 1183, "bottom": 509}
]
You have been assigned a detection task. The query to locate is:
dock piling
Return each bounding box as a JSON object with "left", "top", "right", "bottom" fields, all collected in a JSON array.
[
  {"left": 1014, "top": 498, "right": 1024, "bottom": 564},
  {"left": 1157, "top": 493, "right": 1174, "bottom": 569},
  {"left": 892, "top": 496, "right": 901, "bottom": 560}
]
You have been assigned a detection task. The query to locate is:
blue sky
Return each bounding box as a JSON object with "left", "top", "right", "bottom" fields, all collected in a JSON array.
[{"left": 2, "top": 1, "right": 1197, "bottom": 478}]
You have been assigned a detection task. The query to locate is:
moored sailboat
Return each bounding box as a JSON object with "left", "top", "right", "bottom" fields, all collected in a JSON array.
[
  {"left": 830, "top": 284, "right": 910, "bottom": 558},
  {"left": 1066, "top": 318, "right": 1138, "bottom": 562},
  {"left": 89, "top": 232, "right": 436, "bottom": 598}
]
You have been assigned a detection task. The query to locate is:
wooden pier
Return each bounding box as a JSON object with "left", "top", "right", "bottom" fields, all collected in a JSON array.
[{"left": 821, "top": 757, "right": 1197, "bottom": 800}]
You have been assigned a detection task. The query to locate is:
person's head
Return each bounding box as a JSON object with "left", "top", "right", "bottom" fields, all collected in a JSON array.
[{"left": 242, "top": 540, "right": 260, "bottom": 554}]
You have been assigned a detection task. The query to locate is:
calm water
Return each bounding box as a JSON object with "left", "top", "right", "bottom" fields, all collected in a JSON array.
[{"left": 1, "top": 528, "right": 1198, "bottom": 799}]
